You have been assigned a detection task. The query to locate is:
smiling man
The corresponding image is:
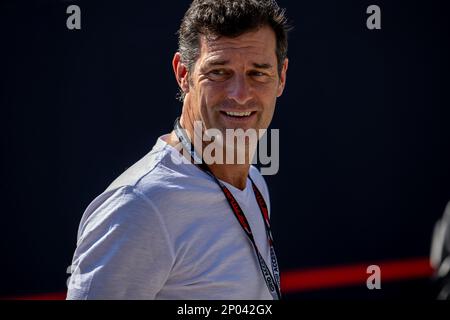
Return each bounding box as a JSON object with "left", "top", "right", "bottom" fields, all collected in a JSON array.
[{"left": 67, "top": 0, "right": 289, "bottom": 300}]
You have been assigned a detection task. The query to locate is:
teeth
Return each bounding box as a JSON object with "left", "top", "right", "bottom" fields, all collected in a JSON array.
[{"left": 225, "top": 111, "right": 252, "bottom": 117}]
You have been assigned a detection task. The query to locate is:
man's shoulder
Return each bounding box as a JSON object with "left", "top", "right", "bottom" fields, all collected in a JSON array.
[
  {"left": 105, "top": 138, "right": 187, "bottom": 187},
  {"left": 105, "top": 146, "right": 165, "bottom": 193},
  {"left": 104, "top": 142, "right": 215, "bottom": 204}
]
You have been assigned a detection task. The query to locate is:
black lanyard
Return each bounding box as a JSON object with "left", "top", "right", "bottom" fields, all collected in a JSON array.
[{"left": 173, "top": 117, "right": 281, "bottom": 300}]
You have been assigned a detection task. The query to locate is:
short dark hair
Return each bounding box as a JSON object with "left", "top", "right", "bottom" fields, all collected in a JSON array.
[{"left": 177, "top": 0, "right": 291, "bottom": 100}]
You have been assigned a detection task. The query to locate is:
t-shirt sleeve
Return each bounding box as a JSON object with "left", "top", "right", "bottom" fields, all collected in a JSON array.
[{"left": 66, "top": 185, "right": 174, "bottom": 300}]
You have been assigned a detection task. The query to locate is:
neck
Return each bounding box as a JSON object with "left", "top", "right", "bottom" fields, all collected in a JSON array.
[
  {"left": 208, "top": 162, "right": 250, "bottom": 191},
  {"left": 166, "top": 118, "right": 253, "bottom": 191}
]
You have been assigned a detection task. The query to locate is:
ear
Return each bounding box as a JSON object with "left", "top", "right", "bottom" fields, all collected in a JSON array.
[
  {"left": 173, "top": 52, "right": 190, "bottom": 95},
  {"left": 277, "top": 58, "right": 289, "bottom": 97}
]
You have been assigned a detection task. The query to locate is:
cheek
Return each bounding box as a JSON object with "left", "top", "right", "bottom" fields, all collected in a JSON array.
[
  {"left": 257, "top": 90, "right": 278, "bottom": 122},
  {"left": 195, "top": 86, "right": 218, "bottom": 126},
  {"left": 257, "top": 85, "right": 278, "bottom": 106},
  {"left": 199, "top": 82, "right": 227, "bottom": 110}
]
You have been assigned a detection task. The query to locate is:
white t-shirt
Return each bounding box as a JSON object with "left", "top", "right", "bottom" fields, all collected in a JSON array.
[{"left": 67, "top": 134, "right": 274, "bottom": 300}]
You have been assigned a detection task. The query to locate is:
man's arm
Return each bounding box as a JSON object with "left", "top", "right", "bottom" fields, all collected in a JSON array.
[{"left": 67, "top": 185, "right": 174, "bottom": 299}]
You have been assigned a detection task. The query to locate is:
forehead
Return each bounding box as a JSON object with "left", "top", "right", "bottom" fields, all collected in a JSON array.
[{"left": 198, "top": 25, "right": 277, "bottom": 65}]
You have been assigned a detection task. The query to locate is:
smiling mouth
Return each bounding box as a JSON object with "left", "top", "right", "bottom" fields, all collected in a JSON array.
[{"left": 220, "top": 111, "right": 256, "bottom": 118}]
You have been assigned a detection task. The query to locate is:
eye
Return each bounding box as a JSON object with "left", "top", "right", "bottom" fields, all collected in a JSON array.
[
  {"left": 249, "top": 69, "right": 271, "bottom": 77},
  {"left": 249, "top": 70, "right": 270, "bottom": 82},
  {"left": 211, "top": 69, "right": 226, "bottom": 75},
  {"left": 250, "top": 71, "right": 265, "bottom": 77},
  {"left": 207, "top": 69, "right": 231, "bottom": 81}
]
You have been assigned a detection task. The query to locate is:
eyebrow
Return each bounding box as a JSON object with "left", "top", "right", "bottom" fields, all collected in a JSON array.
[
  {"left": 252, "top": 63, "right": 273, "bottom": 69},
  {"left": 205, "top": 60, "right": 230, "bottom": 67},
  {"left": 203, "top": 60, "right": 273, "bottom": 69}
]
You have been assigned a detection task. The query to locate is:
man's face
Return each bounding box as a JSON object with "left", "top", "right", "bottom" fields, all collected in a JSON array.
[{"left": 184, "top": 25, "right": 288, "bottom": 135}]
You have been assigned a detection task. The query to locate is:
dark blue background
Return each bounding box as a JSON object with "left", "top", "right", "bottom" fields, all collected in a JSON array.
[{"left": 2, "top": 0, "right": 450, "bottom": 298}]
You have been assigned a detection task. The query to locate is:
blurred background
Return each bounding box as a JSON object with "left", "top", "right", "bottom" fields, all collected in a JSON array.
[{"left": 1, "top": 0, "right": 450, "bottom": 299}]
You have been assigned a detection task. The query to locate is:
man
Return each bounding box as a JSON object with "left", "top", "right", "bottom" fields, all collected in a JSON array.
[{"left": 67, "top": 0, "right": 289, "bottom": 300}]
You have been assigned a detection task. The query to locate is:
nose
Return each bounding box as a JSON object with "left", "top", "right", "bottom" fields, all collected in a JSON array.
[{"left": 227, "top": 74, "right": 252, "bottom": 106}]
